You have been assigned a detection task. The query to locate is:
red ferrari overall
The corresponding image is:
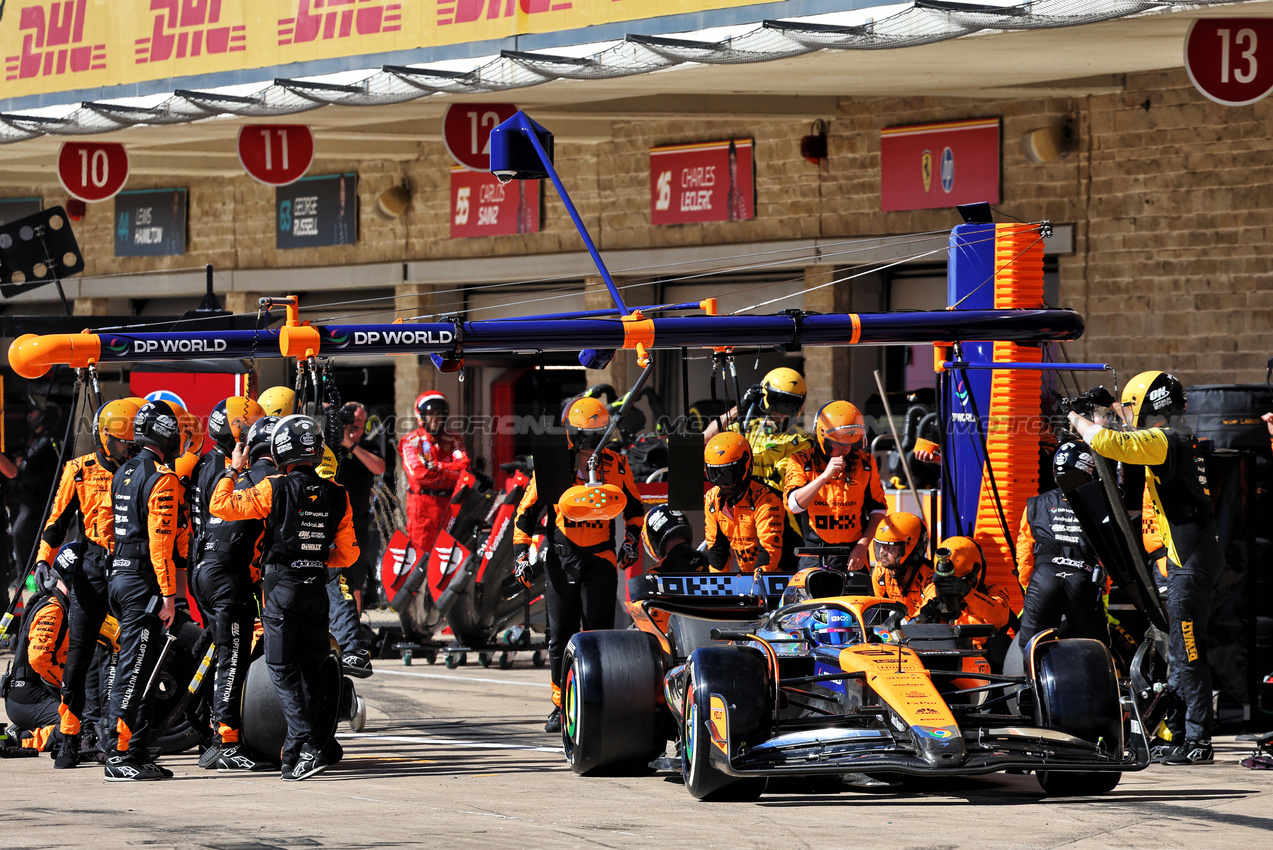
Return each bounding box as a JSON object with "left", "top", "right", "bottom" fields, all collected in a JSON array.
[{"left": 399, "top": 428, "right": 469, "bottom": 556}]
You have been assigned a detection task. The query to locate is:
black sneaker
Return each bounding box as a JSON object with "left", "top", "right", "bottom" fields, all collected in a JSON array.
[
  {"left": 104, "top": 754, "right": 169, "bottom": 782},
  {"left": 1150, "top": 741, "right": 1177, "bottom": 762},
  {"left": 342, "top": 649, "right": 374, "bottom": 679},
  {"left": 544, "top": 708, "right": 562, "bottom": 734},
  {"left": 1161, "top": 739, "right": 1214, "bottom": 765},
  {"left": 53, "top": 734, "right": 79, "bottom": 770},
  {"left": 282, "top": 744, "right": 328, "bottom": 781},
  {"left": 217, "top": 744, "right": 272, "bottom": 773},
  {"left": 198, "top": 743, "right": 222, "bottom": 770}
]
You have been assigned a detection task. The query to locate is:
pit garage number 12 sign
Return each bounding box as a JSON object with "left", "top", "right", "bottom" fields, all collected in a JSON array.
[{"left": 1185, "top": 19, "right": 1273, "bottom": 106}]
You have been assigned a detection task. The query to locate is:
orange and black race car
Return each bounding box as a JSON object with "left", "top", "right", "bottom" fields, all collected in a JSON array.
[{"left": 561, "top": 568, "right": 1149, "bottom": 801}]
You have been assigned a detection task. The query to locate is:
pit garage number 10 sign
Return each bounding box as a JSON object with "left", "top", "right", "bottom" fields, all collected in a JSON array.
[{"left": 1185, "top": 18, "right": 1273, "bottom": 106}]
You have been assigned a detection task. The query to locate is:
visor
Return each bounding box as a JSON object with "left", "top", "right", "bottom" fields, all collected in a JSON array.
[
  {"left": 764, "top": 389, "right": 804, "bottom": 418},
  {"left": 823, "top": 424, "right": 864, "bottom": 456},
  {"left": 571, "top": 427, "right": 604, "bottom": 451},
  {"left": 873, "top": 539, "right": 906, "bottom": 567},
  {"left": 705, "top": 460, "right": 749, "bottom": 489}
]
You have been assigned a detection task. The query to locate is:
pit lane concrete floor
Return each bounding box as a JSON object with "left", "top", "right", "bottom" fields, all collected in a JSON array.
[{"left": 3, "top": 658, "right": 1271, "bottom": 850}]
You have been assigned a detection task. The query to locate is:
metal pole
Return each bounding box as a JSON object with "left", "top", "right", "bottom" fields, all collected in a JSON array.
[
  {"left": 519, "top": 116, "right": 628, "bottom": 316},
  {"left": 873, "top": 369, "right": 922, "bottom": 512}
]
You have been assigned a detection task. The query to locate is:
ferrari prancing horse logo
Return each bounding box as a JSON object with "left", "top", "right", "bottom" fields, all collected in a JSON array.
[{"left": 921, "top": 149, "right": 933, "bottom": 193}]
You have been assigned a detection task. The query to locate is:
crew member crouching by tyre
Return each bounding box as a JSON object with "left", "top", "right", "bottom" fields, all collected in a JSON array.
[
  {"left": 210, "top": 414, "right": 358, "bottom": 781},
  {"left": 703, "top": 432, "right": 792, "bottom": 573},
  {"left": 105, "top": 400, "right": 188, "bottom": 782},
  {"left": 643, "top": 506, "right": 709, "bottom": 573},
  {"left": 512, "top": 397, "right": 644, "bottom": 734},
  {"left": 1015, "top": 442, "right": 1110, "bottom": 649},
  {"left": 193, "top": 415, "right": 280, "bottom": 773},
  {"left": 783, "top": 401, "right": 887, "bottom": 573},
  {"left": 2, "top": 544, "right": 80, "bottom": 754},
  {"left": 869, "top": 512, "right": 933, "bottom": 619},
  {"left": 913, "top": 537, "right": 1010, "bottom": 635}
]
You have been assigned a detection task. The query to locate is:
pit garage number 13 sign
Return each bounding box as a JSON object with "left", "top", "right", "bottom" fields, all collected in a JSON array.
[{"left": 1185, "top": 19, "right": 1273, "bottom": 106}]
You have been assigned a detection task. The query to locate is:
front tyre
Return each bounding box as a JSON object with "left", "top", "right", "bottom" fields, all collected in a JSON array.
[
  {"left": 1033, "top": 638, "right": 1123, "bottom": 797},
  {"left": 682, "top": 646, "right": 770, "bottom": 802}
]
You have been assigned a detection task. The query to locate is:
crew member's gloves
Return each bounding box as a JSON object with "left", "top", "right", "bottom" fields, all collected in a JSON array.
[
  {"left": 1081, "top": 385, "right": 1116, "bottom": 409},
  {"left": 618, "top": 530, "right": 641, "bottom": 570},
  {"left": 513, "top": 545, "right": 536, "bottom": 590},
  {"left": 740, "top": 384, "right": 763, "bottom": 416},
  {"left": 1053, "top": 394, "right": 1074, "bottom": 417},
  {"left": 916, "top": 598, "right": 943, "bottom": 624},
  {"left": 934, "top": 574, "right": 972, "bottom": 599},
  {"left": 31, "top": 561, "right": 52, "bottom": 590}
]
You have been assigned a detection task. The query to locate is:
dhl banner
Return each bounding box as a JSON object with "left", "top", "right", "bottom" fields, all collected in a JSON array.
[{"left": 1, "top": 0, "right": 772, "bottom": 101}]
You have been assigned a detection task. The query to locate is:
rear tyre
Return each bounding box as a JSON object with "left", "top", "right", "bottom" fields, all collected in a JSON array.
[
  {"left": 562, "top": 630, "right": 667, "bottom": 776},
  {"left": 682, "top": 646, "right": 770, "bottom": 802},
  {"left": 1033, "top": 638, "right": 1123, "bottom": 797}
]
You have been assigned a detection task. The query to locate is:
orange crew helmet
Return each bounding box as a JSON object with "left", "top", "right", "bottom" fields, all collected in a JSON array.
[
  {"left": 257, "top": 386, "right": 296, "bottom": 418},
  {"left": 97, "top": 398, "right": 143, "bottom": 466},
  {"left": 209, "top": 396, "right": 266, "bottom": 453},
  {"left": 873, "top": 511, "right": 928, "bottom": 572},
  {"left": 563, "top": 396, "right": 609, "bottom": 451},
  {"left": 174, "top": 451, "right": 200, "bottom": 480},
  {"left": 704, "top": 432, "right": 752, "bottom": 501},
  {"left": 814, "top": 401, "right": 866, "bottom": 458},
  {"left": 935, "top": 536, "right": 986, "bottom": 587},
  {"left": 177, "top": 408, "right": 204, "bottom": 456}
]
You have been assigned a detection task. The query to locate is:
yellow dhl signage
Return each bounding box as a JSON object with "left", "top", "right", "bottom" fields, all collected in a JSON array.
[{"left": 2, "top": 0, "right": 771, "bottom": 100}]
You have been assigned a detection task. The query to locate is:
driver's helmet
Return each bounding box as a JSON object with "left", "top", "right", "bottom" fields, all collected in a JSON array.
[{"left": 813, "top": 608, "right": 858, "bottom": 647}]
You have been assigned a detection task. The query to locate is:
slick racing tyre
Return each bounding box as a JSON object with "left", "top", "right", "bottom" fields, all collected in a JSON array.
[
  {"left": 682, "top": 646, "right": 770, "bottom": 802},
  {"left": 240, "top": 638, "right": 344, "bottom": 762},
  {"left": 1034, "top": 638, "right": 1122, "bottom": 796},
  {"left": 562, "top": 630, "right": 666, "bottom": 776}
]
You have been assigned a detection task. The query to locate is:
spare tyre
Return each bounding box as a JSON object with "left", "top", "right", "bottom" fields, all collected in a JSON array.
[{"left": 240, "top": 636, "right": 344, "bottom": 762}]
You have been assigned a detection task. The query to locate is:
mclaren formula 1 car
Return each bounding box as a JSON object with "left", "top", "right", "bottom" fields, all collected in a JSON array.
[{"left": 562, "top": 569, "right": 1149, "bottom": 801}]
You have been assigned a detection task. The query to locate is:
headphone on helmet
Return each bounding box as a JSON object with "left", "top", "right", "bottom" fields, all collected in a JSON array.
[{"left": 642, "top": 505, "right": 692, "bottom": 561}]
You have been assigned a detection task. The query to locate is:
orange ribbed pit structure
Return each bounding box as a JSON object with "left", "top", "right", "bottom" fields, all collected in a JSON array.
[{"left": 971, "top": 225, "right": 1046, "bottom": 611}]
